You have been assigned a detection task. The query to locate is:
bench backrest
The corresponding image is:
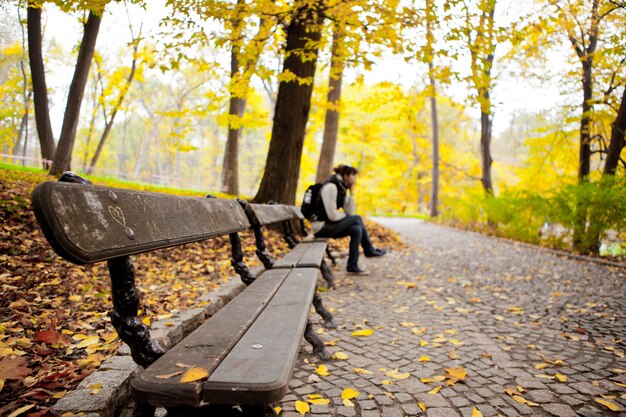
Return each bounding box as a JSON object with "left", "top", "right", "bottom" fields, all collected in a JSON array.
[
  {"left": 32, "top": 181, "right": 250, "bottom": 265},
  {"left": 244, "top": 203, "right": 303, "bottom": 227}
]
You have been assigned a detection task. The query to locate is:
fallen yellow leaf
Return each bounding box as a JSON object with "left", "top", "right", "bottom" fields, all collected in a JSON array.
[
  {"left": 595, "top": 398, "right": 620, "bottom": 411},
  {"left": 427, "top": 386, "right": 441, "bottom": 394},
  {"left": 308, "top": 398, "right": 330, "bottom": 406},
  {"left": 76, "top": 335, "right": 100, "bottom": 349},
  {"left": 381, "top": 380, "right": 393, "bottom": 385},
  {"left": 324, "top": 339, "right": 340, "bottom": 346},
  {"left": 6, "top": 404, "right": 35, "bottom": 417},
  {"left": 352, "top": 329, "right": 374, "bottom": 337},
  {"left": 412, "top": 327, "right": 427, "bottom": 335},
  {"left": 420, "top": 340, "right": 428, "bottom": 347},
  {"left": 180, "top": 367, "right": 209, "bottom": 383},
  {"left": 90, "top": 383, "right": 102, "bottom": 395},
  {"left": 316, "top": 365, "right": 329, "bottom": 377},
  {"left": 472, "top": 407, "right": 484, "bottom": 417},
  {"left": 52, "top": 390, "right": 66, "bottom": 399},
  {"left": 418, "top": 356, "right": 430, "bottom": 362},
  {"left": 332, "top": 351, "right": 348, "bottom": 360},
  {"left": 418, "top": 402, "right": 426, "bottom": 411},
  {"left": 445, "top": 367, "right": 467, "bottom": 381},
  {"left": 295, "top": 400, "right": 310, "bottom": 415},
  {"left": 534, "top": 363, "right": 550, "bottom": 370},
  {"left": 274, "top": 406, "right": 282, "bottom": 414},
  {"left": 308, "top": 394, "right": 322, "bottom": 399},
  {"left": 401, "top": 321, "right": 418, "bottom": 327},
  {"left": 341, "top": 388, "right": 359, "bottom": 400},
  {"left": 343, "top": 399, "right": 355, "bottom": 407},
  {"left": 449, "top": 350, "right": 460, "bottom": 359},
  {"left": 391, "top": 372, "right": 411, "bottom": 380},
  {"left": 353, "top": 368, "right": 373, "bottom": 375},
  {"left": 555, "top": 373, "right": 567, "bottom": 382}
]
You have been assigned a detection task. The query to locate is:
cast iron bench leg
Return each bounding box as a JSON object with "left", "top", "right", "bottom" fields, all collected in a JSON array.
[
  {"left": 108, "top": 256, "right": 165, "bottom": 367},
  {"left": 320, "top": 260, "right": 335, "bottom": 288},
  {"left": 304, "top": 320, "right": 330, "bottom": 360},
  {"left": 313, "top": 291, "right": 336, "bottom": 329}
]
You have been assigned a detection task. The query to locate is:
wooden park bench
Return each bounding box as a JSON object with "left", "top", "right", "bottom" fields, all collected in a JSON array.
[
  {"left": 31, "top": 173, "right": 334, "bottom": 417},
  {"left": 240, "top": 201, "right": 338, "bottom": 329}
]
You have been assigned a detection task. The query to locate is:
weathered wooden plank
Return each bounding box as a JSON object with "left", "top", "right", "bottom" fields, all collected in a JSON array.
[
  {"left": 294, "top": 242, "right": 328, "bottom": 268},
  {"left": 32, "top": 182, "right": 249, "bottom": 264},
  {"left": 131, "top": 269, "right": 292, "bottom": 407},
  {"left": 247, "top": 203, "right": 303, "bottom": 226},
  {"left": 272, "top": 242, "right": 327, "bottom": 269},
  {"left": 201, "top": 268, "right": 319, "bottom": 405},
  {"left": 271, "top": 243, "right": 310, "bottom": 268}
]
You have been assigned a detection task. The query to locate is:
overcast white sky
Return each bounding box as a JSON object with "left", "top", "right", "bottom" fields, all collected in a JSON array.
[{"left": 39, "top": 0, "right": 569, "bottom": 137}]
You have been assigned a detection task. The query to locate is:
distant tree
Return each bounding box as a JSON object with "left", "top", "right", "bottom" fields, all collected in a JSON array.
[
  {"left": 86, "top": 21, "right": 143, "bottom": 174},
  {"left": 166, "top": 0, "right": 278, "bottom": 195},
  {"left": 27, "top": 3, "right": 56, "bottom": 165},
  {"left": 315, "top": 25, "right": 345, "bottom": 183},
  {"left": 603, "top": 84, "right": 626, "bottom": 176}
]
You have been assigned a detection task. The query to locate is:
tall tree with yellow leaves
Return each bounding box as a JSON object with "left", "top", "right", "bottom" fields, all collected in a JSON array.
[{"left": 254, "top": 0, "right": 326, "bottom": 204}]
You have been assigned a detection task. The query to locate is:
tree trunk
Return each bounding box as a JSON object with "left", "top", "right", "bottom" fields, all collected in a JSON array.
[
  {"left": 429, "top": 62, "right": 440, "bottom": 217},
  {"left": 315, "top": 28, "right": 344, "bottom": 184},
  {"left": 578, "top": 59, "right": 593, "bottom": 182},
  {"left": 253, "top": 2, "right": 324, "bottom": 204},
  {"left": 50, "top": 11, "right": 102, "bottom": 176},
  {"left": 603, "top": 85, "right": 626, "bottom": 176},
  {"left": 222, "top": 96, "right": 246, "bottom": 194},
  {"left": 480, "top": 105, "right": 493, "bottom": 195},
  {"left": 13, "top": 111, "right": 28, "bottom": 159},
  {"left": 27, "top": 5, "right": 56, "bottom": 165},
  {"left": 222, "top": 47, "right": 245, "bottom": 195}
]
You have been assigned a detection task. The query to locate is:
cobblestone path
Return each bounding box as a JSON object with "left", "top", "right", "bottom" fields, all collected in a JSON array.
[{"left": 280, "top": 219, "right": 626, "bottom": 417}]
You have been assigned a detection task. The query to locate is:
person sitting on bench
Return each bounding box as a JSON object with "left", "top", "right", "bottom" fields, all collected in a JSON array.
[{"left": 311, "top": 164, "right": 386, "bottom": 275}]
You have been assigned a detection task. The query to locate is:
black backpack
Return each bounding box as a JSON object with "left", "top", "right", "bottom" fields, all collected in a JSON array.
[{"left": 300, "top": 183, "right": 324, "bottom": 221}]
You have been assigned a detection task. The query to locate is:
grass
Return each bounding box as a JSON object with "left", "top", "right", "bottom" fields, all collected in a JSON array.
[{"left": 0, "top": 161, "right": 239, "bottom": 199}]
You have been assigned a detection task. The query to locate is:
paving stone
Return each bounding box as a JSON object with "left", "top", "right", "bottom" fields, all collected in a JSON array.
[
  {"left": 336, "top": 406, "right": 357, "bottom": 416},
  {"left": 576, "top": 405, "right": 605, "bottom": 417},
  {"left": 381, "top": 406, "right": 404, "bottom": 417},
  {"left": 552, "top": 384, "right": 577, "bottom": 394},
  {"left": 570, "top": 382, "right": 607, "bottom": 396},
  {"left": 361, "top": 410, "right": 381, "bottom": 417},
  {"left": 427, "top": 408, "right": 461, "bottom": 417},
  {"left": 309, "top": 404, "right": 332, "bottom": 414},
  {"left": 527, "top": 389, "right": 556, "bottom": 403},
  {"left": 541, "top": 403, "right": 578, "bottom": 417},
  {"left": 415, "top": 394, "right": 450, "bottom": 408},
  {"left": 450, "top": 396, "right": 470, "bottom": 407},
  {"left": 401, "top": 403, "right": 421, "bottom": 415},
  {"left": 360, "top": 400, "right": 378, "bottom": 410},
  {"left": 561, "top": 395, "right": 586, "bottom": 406},
  {"left": 514, "top": 376, "right": 548, "bottom": 389},
  {"left": 375, "top": 395, "right": 394, "bottom": 406}
]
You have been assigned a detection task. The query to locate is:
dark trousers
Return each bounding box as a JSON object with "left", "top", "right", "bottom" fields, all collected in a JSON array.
[{"left": 314, "top": 215, "right": 375, "bottom": 270}]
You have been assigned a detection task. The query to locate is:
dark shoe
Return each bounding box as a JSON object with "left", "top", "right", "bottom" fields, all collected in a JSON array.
[
  {"left": 347, "top": 266, "right": 370, "bottom": 275},
  {"left": 365, "top": 248, "right": 387, "bottom": 258}
]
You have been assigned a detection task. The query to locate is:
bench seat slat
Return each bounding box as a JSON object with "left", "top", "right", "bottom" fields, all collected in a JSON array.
[
  {"left": 202, "top": 268, "right": 319, "bottom": 405},
  {"left": 32, "top": 182, "right": 249, "bottom": 264},
  {"left": 132, "top": 269, "right": 292, "bottom": 407},
  {"left": 247, "top": 203, "right": 303, "bottom": 226},
  {"left": 273, "top": 242, "right": 327, "bottom": 269}
]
